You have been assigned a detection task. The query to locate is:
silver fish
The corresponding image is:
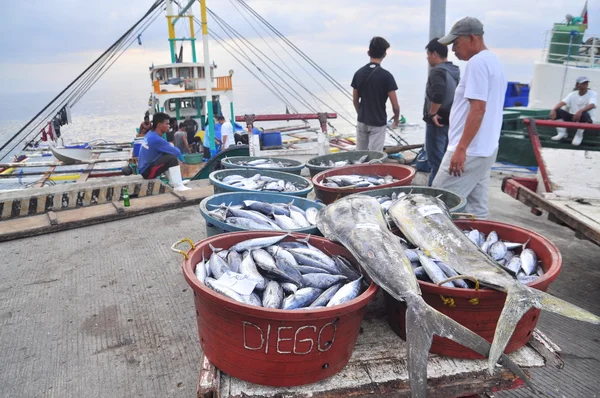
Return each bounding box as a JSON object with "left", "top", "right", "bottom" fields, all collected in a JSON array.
[
  {"left": 229, "top": 233, "right": 290, "bottom": 252},
  {"left": 309, "top": 284, "right": 343, "bottom": 307},
  {"left": 521, "top": 248, "right": 537, "bottom": 275},
  {"left": 326, "top": 277, "right": 363, "bottom": 307},
  {"left": 205, "top": 277, "right": 252, "bottom": 305},
  {"left": 287, "top": 250, "right": 339, "bottom": 274},
  {"left": 239, "top": 251, "right": 266, "bottom": 290},
  {"left": 489, "top": 241, "right": 507, "bottom": 261},
  {"left": 302, "top": 273, "right": 347, "bottom": 290},
  {"left": 389, "top": 193, "right": 600, "bottom": 374},
  {"left": 305, "top": 207, "right": 318, "bottom": 225},
  {"left": 209, "top": 249, "right": 231, "bottom": 280},
  {"left": 266, "top": 246, "right": 297, "bottom": 266},
  {"left": 318, "top": 194, "right": 532, "bottom": 397},
  {"left": 418, "top": 252, "right": 455, "bottom": 287},
  {"left": 332, "top": 255, "right": 362, "bottom": 281},
  {"left": 273, "top": 214, "right": 301, "bottom": 230},
  {"left": 280, "top": 282, "right": 298, "bottom": 294},
  {"left": 506, "top": 256, "right": 522, "bottom": 274},
  {"left": 485, "top": 231, "right": 499, "bottom": 246},
  {"left": 247, "top": 292, "right": 263, "bottom": 307},
  {"left": 435, "top": 260, "right": 469, "bottom": 289},
  {"left": 295, "top": 265, "right": 331, "bottom": 275},
  {"left": 467, "top": 229, "right": 482, "bottom": 246},
  {"left": 194, "top": 253, "right": 207, "bottom": 284},
  {"left": 283, "top": 287, "right": 323, "bottom": 310},
  {"left": 227, "top": 251, "right": 242, "bottom": 273},
  {"left": 262, "top": 281, "right": 284, "bottom": 309},
  {"left": 289, "top": 209, "right": 311, "bottom": 228},
  {"left": 243, "top": 200, "right": 290, "bottom": 216},
  {"left": 504, "top": 241, "right": 524, "bottom": 250},
  {"left": 226, "top": 217, "right": 280, "bottom": 231}
]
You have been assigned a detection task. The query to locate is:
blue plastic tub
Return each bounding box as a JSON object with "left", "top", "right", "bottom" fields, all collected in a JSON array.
[
  {"left": 209, "top": 169, "right": 314, "bottom": 197},
  {"left": 199, "top": 192, "right": 325, "bottom": 237},
  {"left": 220, "top": 156, "right": 305, "bottom": 175},
  {"left": 357, "top": 186, "right": 467, "bottom": 213},
  {"left": 132, "top": 139, "right": 143, "bottom": 157}
]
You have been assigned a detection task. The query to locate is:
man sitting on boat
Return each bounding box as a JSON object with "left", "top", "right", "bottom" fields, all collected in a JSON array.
[
  {"left": 137, "top": 115, "right": 152, "bottom": 137},
  {"left": 138, "top": 112, "right": 191, "bottom": 191},
  {"left": 550, "top": 76, "right": 597, "bottom": 146}
]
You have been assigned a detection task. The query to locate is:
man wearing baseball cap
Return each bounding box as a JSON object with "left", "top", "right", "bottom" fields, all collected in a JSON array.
[
  {"left": 550, "top": 76, "right": 597, "bottom": 146},
  {"left": 431, "top": 17, "right": 507, "bottom": 219}
]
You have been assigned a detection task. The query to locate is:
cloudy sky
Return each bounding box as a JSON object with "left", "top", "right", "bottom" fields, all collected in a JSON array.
[{"left": 0, "top": 0, "right": 597, "bottom": 117}]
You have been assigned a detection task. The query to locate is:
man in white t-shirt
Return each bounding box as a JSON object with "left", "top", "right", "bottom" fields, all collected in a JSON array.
[
  {"left": 550, "top": 76, "right": 597, "bottom": 146},
  {"left": 216, "top": 115, "right": 234, "bottom": 150},
  {"left": 432, "top": 17, "right": 507, "bottom": 219}
]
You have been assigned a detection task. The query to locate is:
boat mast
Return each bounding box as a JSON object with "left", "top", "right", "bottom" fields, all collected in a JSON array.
[
  {"left": 200, "top": 0, "right": 216, "bottom": 153},
  {"left": 429, "top": 0, "right": 446, "bottom": 41}
]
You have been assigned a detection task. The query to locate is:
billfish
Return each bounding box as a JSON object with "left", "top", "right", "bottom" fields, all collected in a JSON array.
[
  {"left": 388, "top": 194, "right": 600, "bottom": 373},
  {"left": 316, "top": 194, "right": 533, "bottom": 397}
]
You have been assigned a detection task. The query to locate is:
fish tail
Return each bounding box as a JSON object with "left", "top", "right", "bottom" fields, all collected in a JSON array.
[
  {"left": 404, "top": 294, "right": 535, "bottom": 397},
  {"left": 489, "top": 284, "right": 600, "bottom": 374}
]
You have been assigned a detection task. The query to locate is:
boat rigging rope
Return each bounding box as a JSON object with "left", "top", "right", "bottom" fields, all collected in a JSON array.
[
  {"left": 0, "top": 0, "right": 166, "bottom": 161},
  {"left": 234, "top": 0, "right": 352, "bottom": 102},
  {"left": 206, "top": 8, "right": 359, "bottom": 129},
  {"left": 15, "top": 6, "right": 164, "bottom": 155},
  {"left": 207, "top": 9, "right": 320, "bottom": 114},
  {"left": 227, "top": 0, "right": 356, "bottom": 124}
]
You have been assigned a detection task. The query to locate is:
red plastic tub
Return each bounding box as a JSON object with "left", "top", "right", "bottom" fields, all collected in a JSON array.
[
  {"left": 384, "top": 219, "right": 562, "bottom": 359},
  {"left": 312, "top": 164, "right": 416, "bottom": 205},
  {"left": 178, "top": 231, "right": 378, "bottom": 386}
]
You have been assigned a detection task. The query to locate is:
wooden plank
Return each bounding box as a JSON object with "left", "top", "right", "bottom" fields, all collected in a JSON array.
[
  {"left": 197, "top": 353, "right": 220, "bottom": 398},
  {"left": 540, "top": 147, "right": 600, "bottom": 200},
  {"left": 78, "top": 153, "right": 101, "bottom": 182},
  {"left": 504, "top": 178, "right": 600, "bottom": 246},
  {"left": 384, "top": 144, "right": 424, "bottom": 154},
  {"left": 35, "top": 166, "right": 56, "bottom": 188}
]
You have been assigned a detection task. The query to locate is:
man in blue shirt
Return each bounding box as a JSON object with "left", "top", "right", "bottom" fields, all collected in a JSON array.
[{"left": 138, "top": 112, "right": 191, "bottom": 191}]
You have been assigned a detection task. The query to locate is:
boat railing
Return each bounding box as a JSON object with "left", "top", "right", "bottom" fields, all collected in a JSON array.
[
  {"left": 541, "top": 28, "right": 600, "bottom": 68},
  {"left": 153, "top": 75, "right": 233, "bottom": 94}
]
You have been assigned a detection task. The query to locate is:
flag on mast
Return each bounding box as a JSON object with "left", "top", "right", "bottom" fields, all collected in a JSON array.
[{"left": 581, "top": 0, "right": 588, "bottom": 25}]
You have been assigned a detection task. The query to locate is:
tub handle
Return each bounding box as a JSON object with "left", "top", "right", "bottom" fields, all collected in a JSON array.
[
  {"left": 451, "top": 212, "right": 476, "bottom": 220},
  {"left": 171, "top": 238, "right": 196, "bottom": 260},
  {"left": 438, "top": 276, "right": 481, "bottom": 306}
]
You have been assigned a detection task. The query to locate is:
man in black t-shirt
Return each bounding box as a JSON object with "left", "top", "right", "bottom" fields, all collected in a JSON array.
[{"left": 351, "top": 37, "right": 400, "bottom": 151}]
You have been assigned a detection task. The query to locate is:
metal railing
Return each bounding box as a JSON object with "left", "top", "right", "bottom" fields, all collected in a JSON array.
[
  {"left": 153, "top": 75, "right": 233, "bottom": 93},
  {"left": 542, "top": 29, "right": 600, "bottom": 67}
]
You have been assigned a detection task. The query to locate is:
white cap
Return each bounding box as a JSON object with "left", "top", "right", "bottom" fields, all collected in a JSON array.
[{"left": 576, "top": 76, "right": 590, "bottom": 84}]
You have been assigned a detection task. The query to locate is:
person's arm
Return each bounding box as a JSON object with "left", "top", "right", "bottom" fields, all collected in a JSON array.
[
  {"left": 428, "top": 69, "right": 446, "bottom": 127},
  {"left": 353, "top": 89, "right": 360, "bottom": 113},
  {"left": 388, "top": 91, "right": 400, "bottom": 127},
  {"left": 149, "top": 133, "right": 183, "bottom": 161},
  {"left": 450, "top": 99, "right": 486, "bottom": 176},
  {"left": 549, "top": 101, "right": 567, "bottom": 120},
  {"left": 574, "top": 92, "right": 596, "bottom": 122},
  {"left": 183, "top": 134, "right": 191, "bottom": 153}
]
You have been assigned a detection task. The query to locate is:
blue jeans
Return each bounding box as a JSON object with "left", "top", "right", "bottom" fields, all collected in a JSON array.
[{"left": 425, "top": 123, "right": 449, "bottom": 186}]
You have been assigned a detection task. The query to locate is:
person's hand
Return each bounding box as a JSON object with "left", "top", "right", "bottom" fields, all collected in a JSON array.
[
  {"left": 549, "top": 109, "right": 557, "bottom": 120},
  {"left": 432, "top": 114, "right": 444, "bottom": 127},
  {"left": 392, "top": 119, "right": 399, "bottom": 129},
  {"left": 573, "top": 111, "right": 582, "bottom": 122},
  {"left": 449, "top": 148, "right": 466, "bottom": 177}
]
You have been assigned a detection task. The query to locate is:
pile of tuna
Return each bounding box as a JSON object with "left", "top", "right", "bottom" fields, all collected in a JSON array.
[
  {"left": 322, "top": 174, "right": 397, "bottom": 189},
  {"left": 316, "top": 154, "right": 371, "bottom": 167},
  {"left": 220, "top": 173, "right": 304, "bottom": 192},
  {"left": 194, "top": 234, "right": 366, "bottom": 309},
  {"left": 402, "top": 229, "right": 544, "bottom": 288},
  {"left": 229, "top": 158, "right": 296, "bottom": 169},
  {"left": 207, "top": 200, "right": 318, "bottom": 230}
]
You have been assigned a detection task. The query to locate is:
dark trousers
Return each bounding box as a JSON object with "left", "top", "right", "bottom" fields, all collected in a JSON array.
[
  {"left": 556, "top": 108, "right": 593, "bottom": 124},
  {"left": 141, "top": 154, "right": 178, "bottom": 179},
  {"left": 234, "top": 133, "right": 249, "bottom": 145},
  {"left": 425, "top": 123, "right": 449, "bottom": 186}
]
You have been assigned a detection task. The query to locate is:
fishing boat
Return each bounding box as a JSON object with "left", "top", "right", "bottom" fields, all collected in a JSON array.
[
  {"left": 0, "top": 0, "right": 418, "bottom": 191},
  {"left": 498, "top": 4, "right": 600, "bottom": 166}
]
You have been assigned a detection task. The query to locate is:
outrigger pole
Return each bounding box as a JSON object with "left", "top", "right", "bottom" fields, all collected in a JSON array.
[{"left": 200, "top": 0, "right": 216, "bottom": 153}]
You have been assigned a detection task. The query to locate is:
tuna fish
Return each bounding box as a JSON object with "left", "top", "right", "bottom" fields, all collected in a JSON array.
[
  {"left": 389, "top": 194, "right": 600, "bottom": 373},
  {"left": 317, "top": 194, "right": 532, "bottom": 397}
]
